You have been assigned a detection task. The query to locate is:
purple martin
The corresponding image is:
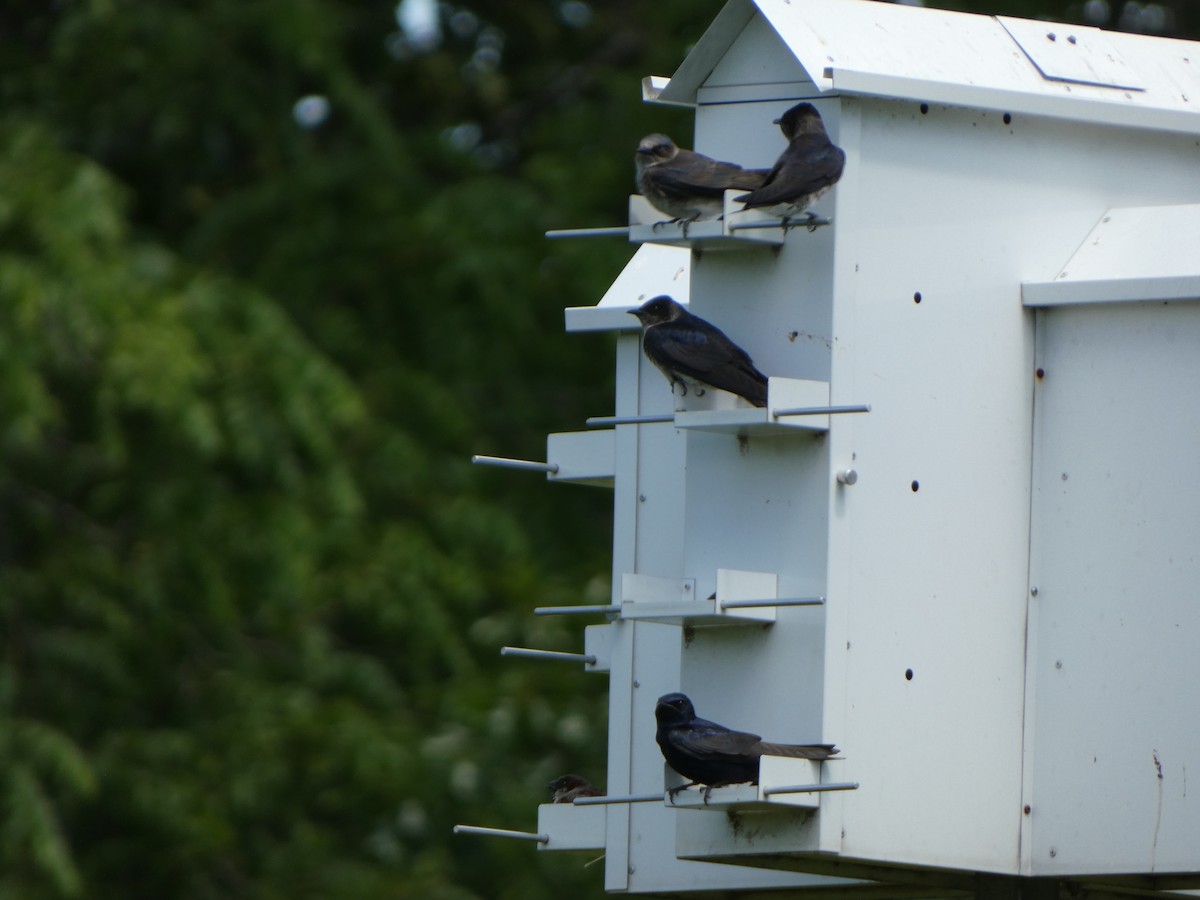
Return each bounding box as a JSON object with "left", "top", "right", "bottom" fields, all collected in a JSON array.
[
  {"left": 548, "top": 774, "right": 604, "bottom": 804},
  {"left": 735, "top": 102, "right": 845, "bottom": 229},
  {"left": 628, "top": 296, "right": 768, "bottom": 408},
  {"left": 655, "top": 692, "right": 838, "bottom": 799},
  {"left": 635, "top": 134, "right": 769, "bottom": 232}
]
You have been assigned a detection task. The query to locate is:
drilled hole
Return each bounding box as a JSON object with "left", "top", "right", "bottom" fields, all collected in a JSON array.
[
  {"left": 911, "top": 480, "right": 920, "bottom": 492},
  {"left": 913, "top": 291, "right": 922, "bottom": 304},
  {"left": 1036, "top": 368, "right": 1045, "bottom": 379},
  {"left": 905, "top": 668, "right": 914, "bottom": 681},
  {"left": 1003, "top": 112, "right": 1012, "bottom": 125},
  {"left": 919, "top": 103, "right": 929, "bottom": 114}
]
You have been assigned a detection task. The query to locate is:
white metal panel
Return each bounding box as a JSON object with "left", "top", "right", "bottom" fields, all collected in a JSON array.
[
  {"left": 536, "top": 803, "right": 606, "bottom": 852},
  {"left": 1026, "top": 302, "right": 1200, "bottom": 876},
  {"left": 996, "top": 18, "right": 1143, "bottom": 91},
  {"left": 704, "top": 10, "right": 815, "bottom": 91},
  {"left": 546, "top": 430, "right": 614, "bottom": 486},
  {"left": 1023, "top": 205, "right": 1200, "bottom": 307}
]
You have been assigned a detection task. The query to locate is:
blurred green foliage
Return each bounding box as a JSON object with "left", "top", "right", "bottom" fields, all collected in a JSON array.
[{"left": 0, "top": 0, "right": 1192, "bottom": 897}]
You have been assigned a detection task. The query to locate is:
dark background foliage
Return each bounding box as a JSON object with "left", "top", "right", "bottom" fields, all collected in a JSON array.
[{"left": 0, "top": 0, "right": 1191, "bottom": 896}]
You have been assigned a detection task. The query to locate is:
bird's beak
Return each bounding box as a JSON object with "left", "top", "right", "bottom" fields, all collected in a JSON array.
[{"left": 772, "top": 117, "right": 783, "bottom": 125}]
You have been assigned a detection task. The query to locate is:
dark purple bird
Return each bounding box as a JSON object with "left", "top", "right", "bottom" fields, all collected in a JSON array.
[
  {"left": 628, "top": 296, "right": 768, "bottom": 408},
  {"left": 548, "top": 774, "right": 604, "bottom": 804},
  {"left": 655, "top": 692, "right": 837, "bottom": 797},
  {"left": 735, "top": 102, "right": 845, "bottom": 229},
  {"left": 636, "top": 133, "right": 769, "bottom": 230}
]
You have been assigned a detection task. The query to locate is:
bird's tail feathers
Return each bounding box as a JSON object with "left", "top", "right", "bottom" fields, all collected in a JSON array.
[{"left": 757, "top": 741, "right": 839, "bottom": 759}]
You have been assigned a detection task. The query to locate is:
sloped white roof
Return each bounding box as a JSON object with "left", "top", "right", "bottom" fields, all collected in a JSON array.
[
  {"left": 655, "top": 0, "right": 1200, "bottom": 135},
  {"left": 1023, "top": 204, "right": 1200, "bottom": 306}
]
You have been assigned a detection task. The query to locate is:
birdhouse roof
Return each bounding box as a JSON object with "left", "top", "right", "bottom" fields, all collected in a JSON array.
[{"left": 652, "top": 0, "right": 1200, "bottom": 135}]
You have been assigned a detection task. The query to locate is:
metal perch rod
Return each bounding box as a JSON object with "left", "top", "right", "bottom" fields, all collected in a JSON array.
[
  {"left": 761, "top": 782, "right": 860, "bottom": 796},
  {"left": 573, "top": 792, "right": 664, "bottom": 806},
  {"left": 453, "top": 824, "right": 549, "bottom": 843},
  {"left": 534, "top": 604, "right": 622, "bottom": 616},
  {"left": 728, "top": 216, "right": 831, "bottom": 231},
  {"left": 586, "top": 414, "right": 675, "bottom": 427},
  {"left": 719, "top": 597, "right": 825, "bottom": 609},
  {"left": 772, "top": 404, "right": 871, "bottom": 418},
  {"left": 471, "top": 455, "right": 559, "bottom": 474},
  {"left": 500, "top": 647, "right": 597, "bottom": 665},
  {"left": 545, "top": 226, "right": 631, "bottom": 239}
]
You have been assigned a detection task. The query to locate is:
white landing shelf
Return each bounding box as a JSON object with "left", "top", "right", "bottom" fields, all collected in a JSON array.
[
  {"left": 536, "top": 802, "right": 606, "bottom": 852},
  {"left": 628, "top": 192, "right": 789, "bottom": 249},
  {"left": 667, "top": 758, "right": 835, "bottom": 812},
  {"left": 619, "top": 570, "right": 823, "bottom": 626},
  {"left": 678, "top": 377, "right": 834, "bottom": 436}
]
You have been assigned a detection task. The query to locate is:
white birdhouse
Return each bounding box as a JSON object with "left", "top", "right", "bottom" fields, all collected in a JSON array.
[{"left": 471, "top": 0, "right": 1200, "bottom": 894}]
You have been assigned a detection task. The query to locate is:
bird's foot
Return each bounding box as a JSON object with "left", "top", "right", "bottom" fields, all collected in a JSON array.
[
  {"left": 652, "top": 218, "right": 681, "bottom": 233},
  {"left": 667, "top": 782, "right": 698, "bottom": 805}
]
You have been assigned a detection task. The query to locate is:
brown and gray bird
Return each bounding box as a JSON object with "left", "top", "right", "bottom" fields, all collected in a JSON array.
[
  {"left": 548, "top": 774, "right": 604, "bottom": 804},
  {"left": 635, "top": 133, "right": 768, "bottom": 231},
  {"left": 735, "top": 102, "right": 845, "bottom": 229},
  {"left": 655, "top": 692, "right": 838, "bottom": 798},
  {"left": 628, "top": 296, "right": 768, "bottom": 408}
]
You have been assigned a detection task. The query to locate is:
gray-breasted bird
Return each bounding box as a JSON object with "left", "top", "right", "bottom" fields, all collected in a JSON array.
[
  {"left": 628, "top": 296, "right": 768, "bottom": 408},
  {"left": 734, "top": 102, "right": 845, "bottom": 229},
  {"left": 636, "top": 134, "right": 769, "bottom": 232},
  {"left": 548, "top": 774, "right": 604, "bottom": 804},
  {"left": 655, "top": 692, "right": 838, "bottom": 799}
]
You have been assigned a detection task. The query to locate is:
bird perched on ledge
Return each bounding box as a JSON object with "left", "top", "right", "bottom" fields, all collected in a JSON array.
[
  {"left": 735, "top": 102, "right": 845, "bottom": 230},
  {"left": 548, "top": 774, "right": 604, "bottom": 804},
  {"left": 655, "top": 692, "right": 838, "bottom": 799},
  {"left": 628, "top": 296, "right": 768, "bottom": 408},
  {"left": 635, "top": 133, "right": 769, "bottom": 233}
]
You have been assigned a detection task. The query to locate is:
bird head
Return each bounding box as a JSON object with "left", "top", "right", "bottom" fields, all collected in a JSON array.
[
  {"left": 628, "top": 295, "right": 684, "bottom": 327},
  {"left": 774, "top": 102, "right": 826, "bottom": 139},
  {"left": 548, "top": 774, "right": 589, "bottom": 792},
  {"left": 655, "top": 692, "right": 697, "bottom": 727},
  {"left": 635, "top": 133, "right": 679, "bottom": 171}
]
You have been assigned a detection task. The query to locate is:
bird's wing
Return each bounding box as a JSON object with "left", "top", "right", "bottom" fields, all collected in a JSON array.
[
  {"left": 645, "top": 321, "right": 768, "bottom": 406},
  {"left": 645, "top": 319, "right": 754, "bottom": 377},
  {"left": 669, "top": 720, "right": 764, "bottom": 760},
  {"left": 735, "top": 140, "right": 845, "bottom": 207},
  {"left": 646, "top": 152, "right": 769, "bottom": 200},
  {"left": 755, "top": 741, "right": 839, "bottom": 759}
]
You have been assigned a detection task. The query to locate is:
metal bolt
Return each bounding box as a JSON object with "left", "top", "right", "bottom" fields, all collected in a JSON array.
[
  {"left": 1024, "top": 805, "right": 1032, "bottom": 815},
  {"left": 1050, "top": 848, "right": 1057, "bottom": 858},
  {"left": 1061, "top": 473, "right": 1068, "bottom": 481},
  {"left": 1030, "top": 586, "right": 1039, "bottom": 596},
  {"left": 837, "top": 469, "right": 859, "bottom": 485},
  {"left": 1055, "top": 660, "right": 1063, "bottom": 669},
  {"left": 639, "top": 493, "right": 647, "bottom": 502}
]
